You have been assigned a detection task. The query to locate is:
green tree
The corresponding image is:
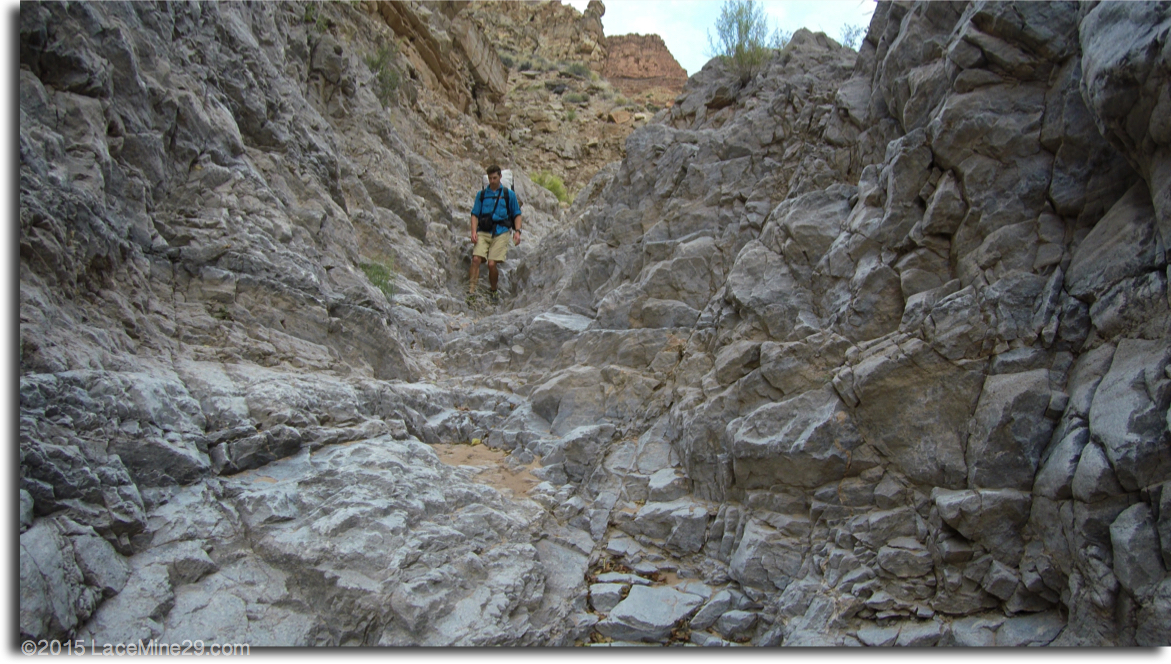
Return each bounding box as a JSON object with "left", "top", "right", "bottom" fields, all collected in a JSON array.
[{"left": 708, "top": 0, "right": 773, "bottom": 84}]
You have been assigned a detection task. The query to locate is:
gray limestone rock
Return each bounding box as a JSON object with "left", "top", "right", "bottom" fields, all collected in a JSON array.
[
  {"left": 1109, "top": 503, "right": 1166, "bottom": 601},
  {"left": 1072, "top": 442, "right": 1127, "bottom": 502},
  {"left": 20, "top": 490, "right": 34, "bottom": 532},
  {"left": 1089, "top": 338, "right": 1171, "bottom": 491},
  {"left": 21, "top": 521, "right": 91, "bottom": 640},
  {"left": 856, "top": 624, "right": 900, "bottom": 646},
  {"left": 729, "top": 387, "right": 862, "bottom": 489},
  {"left": 689, "top": 589, "right": 734, "bottom": 631},
  {"left": 1034, "top": 427, "right": 1088, "bottom": 500},
  {"left": 725, "top": 241, "right": 820, "bottom": 341},
  {"left": 594, "top": 572, "right": 653, "bottom": 587},
  {"left": 70, "top": 534, "right": 130, "bottom": 597},
  {"left": 619, "top": 499, "right": 710, "bottom": 554},
  {"left": 877, "top": 537, "right": 934, "bottom": 578},
  {"left": 714, "top": 610, "right": 757, "bottom": 639},
  {"left": 596, "top": 585, "right": 704, "bottom": 642},
  {"left": 994, "top": 611, "right": 1065, "bottom": 646},
  {"left": 1136, "top": 578, "right": 1171, "bottom": 646},
  {"left": 589, "top": 583, "right": 626, "bottom": 614},
  {"left": 933, "top": 488, "right": 1032, "bottom": 565},
  {"left": 712, "top": 340, "right": 762, "bottom": 386},
  {"left": 849, "top": 339, "right": 982, "bottom": 488},
  {"left": 950, "top": 614, "right": 1004, "bottom": 647},
  {"left": 967, "top": 369, "right": 1056, "bottom": 490},
  {"left": 729, "top": 518, "right": 806, "bottom": 592},
  {"left": 646, "top": 468, "right": 689, "bottom": 502},
  {"left": 1159, "top": 482, "right": 1171, "bottom": 570},
  {"left": 894, "top": 620, "right": 944, "bottom": 647},
  {"left": 636, "top": 298, "right": 701, "bottom": 329}
]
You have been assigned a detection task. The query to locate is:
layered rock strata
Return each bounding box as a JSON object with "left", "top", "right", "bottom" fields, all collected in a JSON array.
[
  {"left": 19, "top": 0, "right": 1171, "bottom": 648},
  {"left": 602, "top": 33, "right": 688, "bottom": 102}
]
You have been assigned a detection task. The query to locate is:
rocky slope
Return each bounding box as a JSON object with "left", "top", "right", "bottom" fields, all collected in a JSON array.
[{"left": 19, "top": 0, "right": 1171, "bottom": 648}]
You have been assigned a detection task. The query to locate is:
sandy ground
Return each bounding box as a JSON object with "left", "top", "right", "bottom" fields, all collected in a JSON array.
[{"left": 433, "top": 442, "right": 542, "bottom": 498}]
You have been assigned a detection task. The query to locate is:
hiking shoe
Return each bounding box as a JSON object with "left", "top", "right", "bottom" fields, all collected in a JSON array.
[
  {"left": 465, "top": 292, "right": 478, "bottom": 306},
  {"left": 487, "top": 290, "right": 500, "bottom": 305}
]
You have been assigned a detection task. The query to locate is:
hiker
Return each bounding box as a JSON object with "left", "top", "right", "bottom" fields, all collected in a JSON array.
[{"left": 468, "top": 164, "right": 523, "bottom": 305}]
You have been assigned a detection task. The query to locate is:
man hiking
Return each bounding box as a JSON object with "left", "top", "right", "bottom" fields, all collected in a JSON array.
[{"left": 468, "top": 165, "right": 523, "bottom": 305}]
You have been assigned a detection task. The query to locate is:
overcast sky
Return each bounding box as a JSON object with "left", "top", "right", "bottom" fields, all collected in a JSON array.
[{"left": 566, "top": 0, "right": 877, "bottom": 76}]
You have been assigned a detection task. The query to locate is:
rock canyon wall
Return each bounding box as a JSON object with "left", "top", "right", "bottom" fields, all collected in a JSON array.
[
  {"left": 19, "top": 0, "right": 1171, "bottom": 648},
  {"left": 602, "top": 33, "right": 688, "bottom": 100}
]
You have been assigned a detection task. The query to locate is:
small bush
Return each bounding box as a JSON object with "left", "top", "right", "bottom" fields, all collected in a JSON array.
[
  {"left": 564, "top": 62, "right": 591, "bottom": 79},
  {"left": 771, "top": 28, "right": 792, "bottom": 50},
  {"left": 566, "top": 108, "right": 577, "bottom": 122},
  {"left": 501, "top": 53, "right": 515, "bottom": 69},
  {"left": 531, "top": 171, "right": 571, "bottom": 204},
  {"left": 708, "top": 0, "right": 773, "bottom": 84},
  {"left": 839, "top": 24, "right": 865, "bottom": 50},
  {"left": 614, "top": 95, "right": 629, "bottom": 106},
  {"left": 647, "top": 103, "right": 661, "bottom": 113},
  {"left": 366, "top": 43, "right": 400, "bottom": 106},
  {"left": 564, "top": 92, "right": 590, "bottom": 104},
  {"left": 304, "top": 3, "right": 329, "bottom": 33},
  {"left": 359, "top": 258, "right": 397, "bottom": 300}
]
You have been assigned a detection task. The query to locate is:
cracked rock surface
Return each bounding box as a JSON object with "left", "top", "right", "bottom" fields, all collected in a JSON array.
[{"left": 20, "top": 0, "right": 1171, "bottom": 647}]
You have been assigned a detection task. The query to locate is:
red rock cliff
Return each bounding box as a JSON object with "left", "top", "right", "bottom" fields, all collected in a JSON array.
[{"left": 602, "top": 33, "right": 688, "bottom": 98}]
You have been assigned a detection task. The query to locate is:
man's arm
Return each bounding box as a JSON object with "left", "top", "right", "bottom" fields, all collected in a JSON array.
[
  {"left": 470, "top": 214, "right": 478, "bottom": 244},
  {"left": 510, "top": 191, "right": 523, "bottom": 244}
]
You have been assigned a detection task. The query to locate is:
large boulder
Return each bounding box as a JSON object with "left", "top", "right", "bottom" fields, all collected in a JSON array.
[
  {"left": 844, "top": 338, "right": 984, "bottom": 488},
  {"left": 729, "top": 387, "right": 863, "bottom": 489},
  {"left": 595, "top": 585, "right": 704, "bottom": 642},
  {"left": 1088, "top": 339, "right": 1171, "bottom": 491},
  {"left": 966, "top": 369, "right": 1056, "bottom": 490}
]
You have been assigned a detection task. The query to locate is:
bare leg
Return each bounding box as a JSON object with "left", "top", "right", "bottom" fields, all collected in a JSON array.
[
  {"left": 487, "top": 260, "right": 498, "bottom": 291},
  {"left": 469, "top": 255, "right": 482, "bottom": 292}
]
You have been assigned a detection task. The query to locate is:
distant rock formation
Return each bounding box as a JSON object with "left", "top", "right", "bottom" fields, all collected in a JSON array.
[
  {"left": 467, "top": 0, "right": 607, "bottom": 69},
  {"left": 603, "top": 33, "right": 688, "bottom": 99}
]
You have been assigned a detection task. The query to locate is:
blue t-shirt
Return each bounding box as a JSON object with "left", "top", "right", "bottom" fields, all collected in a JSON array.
[{"left": 472, "top": 186, "right": 521, "bottom": 236}]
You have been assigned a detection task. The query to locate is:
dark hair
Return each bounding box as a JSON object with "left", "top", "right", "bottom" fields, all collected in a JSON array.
[{"left": 486, "top": 164, "right": 502, "bottom": 176}]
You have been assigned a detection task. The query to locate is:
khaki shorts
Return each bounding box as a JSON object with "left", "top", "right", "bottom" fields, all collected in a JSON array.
[{"left": 473, "top": 232, "right": 511, "bottom": 263}]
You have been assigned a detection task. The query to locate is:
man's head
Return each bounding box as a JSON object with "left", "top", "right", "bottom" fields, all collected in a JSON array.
[{"left": 486, "top": 164, "right": 502, "bottom": 189}]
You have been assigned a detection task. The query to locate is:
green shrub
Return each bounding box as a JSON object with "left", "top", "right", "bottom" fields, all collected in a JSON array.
[
  {"left": 531, "top": 171, "right": 571, "bottom": 205},
  {"left": 839, "top": 24, "right": 865, "bottom": 50},
  {"left": 566, "top": 109, "right": 577, "bottom": 122},
  {"left": 501, "top": 53, "right": 515, "bottom": 69},
  {"left": 563, "top": 91, "right": 590, "bottom": 104},
  {"left": 365, "top": 43, "right": 400, "bottom": 106},
  {"left": 304, "top": 3, "right": 329, "bottom": 33},
  {"left": 518, "top": 60, "right": 533, "bottom": 71},
  {"left": 359, "top": 258, "right": 397, "bottom": 299},
  {"left": 708, "top": 0, "right": 774, "bottom": 84},
  {"left": 647, "top": 103, "right": 661, "bottom": 113},
  {"left": 564, "top": 62, "right": 591, "bottom": 79},
  {"left": 614, "top": 95, "right": 629, "bottom": 106},
  {"left": 771, "top": 28, "right": 793, "bottom": 50}
]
